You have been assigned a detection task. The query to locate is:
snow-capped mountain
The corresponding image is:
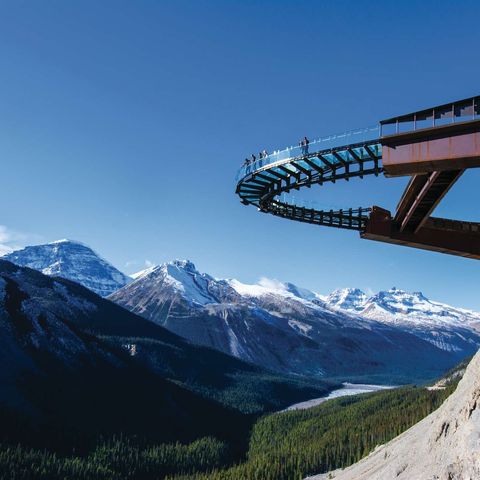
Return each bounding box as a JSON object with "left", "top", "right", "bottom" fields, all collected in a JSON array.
[
  {"left": 325, "top": 288, "right": 367, "bottom": 312},
  {"left": 325, "top": 287, "right": 480, "bottom": 325},
  {"left": 2, "top": 239, "right": 130, "bottom": 297},
  {"left": 324, "top": 287, "right": 480, "bottom": 353},
  {"left": 110, "top": 260, "right": 469, "bottom": 383}
]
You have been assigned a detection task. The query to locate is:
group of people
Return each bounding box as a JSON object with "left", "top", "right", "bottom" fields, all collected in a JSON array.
[
  {"left": 243, "top": 149, "right": 268, "bottom": 167},
  {"left": 242, "top": 136, "right": 310, "bottom": 169}
]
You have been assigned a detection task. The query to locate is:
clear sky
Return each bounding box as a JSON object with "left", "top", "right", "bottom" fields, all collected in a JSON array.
[{"left": 1, "top": 0, "right": 479, "bottom": 309}]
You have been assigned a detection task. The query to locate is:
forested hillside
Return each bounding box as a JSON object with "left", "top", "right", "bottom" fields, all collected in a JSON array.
[
  {"left": 0, "top": 381, "right": 458, "bottom": 480},
  {"left": 170, "top": 383, "right": 458, "bottom": 480}
]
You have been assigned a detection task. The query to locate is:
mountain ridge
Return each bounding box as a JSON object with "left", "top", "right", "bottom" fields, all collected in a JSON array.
[
  {"left": 111, "top": 259, "right": 474, "bottom": 383},
  {"left": 2, "top": 240, "right": 130, "bottom": 297},
  {"left": 4, "top": 240, "right": 480, "bottom": 383}
]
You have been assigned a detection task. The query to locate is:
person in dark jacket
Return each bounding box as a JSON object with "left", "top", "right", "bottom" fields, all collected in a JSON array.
[{"left": 302, "top": 136, "right": 310, "bottom": 155}]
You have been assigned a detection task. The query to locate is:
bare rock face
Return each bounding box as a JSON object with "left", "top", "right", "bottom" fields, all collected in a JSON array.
[{"left": 307, "top": 349, "right": 480, "bottom": 480}]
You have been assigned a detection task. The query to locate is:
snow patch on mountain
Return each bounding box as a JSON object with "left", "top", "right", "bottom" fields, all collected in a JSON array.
[
  {"left": 288, "top": 319, "right": 313, "bottom": 336},
  {"left": 130, "top": 266, "right": 158, "bottom": 280},
  {"left": 228, "top": 277, "right": 319, "bottom": 303}
]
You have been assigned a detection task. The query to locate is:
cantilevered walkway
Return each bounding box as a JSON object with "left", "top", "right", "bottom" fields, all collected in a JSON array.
[{"left": 235, "top": 96, "right": 480, "bottom": 259}]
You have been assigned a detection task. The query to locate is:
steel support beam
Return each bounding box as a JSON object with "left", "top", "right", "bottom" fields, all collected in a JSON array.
[
  {"left": 318, "top": 154, "right": 335, "bottom": 171},
  {"left": 381, "top": 120, "right": 480, "bottom": 176},
  {"left": 362, "top": 207, "right": 480, "bottom": 259},
  {"left": 292, "top": 162, "right": 312, "bottom": 176},
  {"left": 303, "top": 158, "right": 325, "bottom": 174},
  {"left": 395, "top": 170, "right": 464, "bottom": 233}
]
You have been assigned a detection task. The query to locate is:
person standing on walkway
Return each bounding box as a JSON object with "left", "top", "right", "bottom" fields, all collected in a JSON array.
[{"left": 303, "top": 136, "right": 310, "bottom": 155}]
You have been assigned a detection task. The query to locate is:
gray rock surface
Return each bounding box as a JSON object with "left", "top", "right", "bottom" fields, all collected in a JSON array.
[{"left": 307, "top": 349, "right": 480, "bottom": 480}]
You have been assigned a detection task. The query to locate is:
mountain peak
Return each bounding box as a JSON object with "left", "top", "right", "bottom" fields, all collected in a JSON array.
[
  {"left": 49, "top": 238, "right": 84, "bottom": 246},
  {"left": 3, "top": 241, "right": 130, "bottom": 297},
  {"left": 114, "top": 259, "right": 238, "bottom": 308},
  {"left": 168, "top": 259, "right": 198, "bottom": 272},
  {"left": 325, "top": 288, "right": 367, "bottom": 312},
  {"left": 373, "top": 288, "right": 430, "bottom": 305}
]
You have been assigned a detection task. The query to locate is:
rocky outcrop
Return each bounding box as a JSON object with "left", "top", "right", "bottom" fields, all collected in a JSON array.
[{"left": 307, "top": 349, "right": 480, "bottom": 480}]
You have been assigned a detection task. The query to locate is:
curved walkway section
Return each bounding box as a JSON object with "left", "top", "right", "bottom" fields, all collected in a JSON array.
[{"left": 236, "top": 126, "right": 382, "bottom": 231}]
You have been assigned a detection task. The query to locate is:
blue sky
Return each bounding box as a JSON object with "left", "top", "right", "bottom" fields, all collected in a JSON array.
[{"left": 0, "top": 0, "right": 479, "bottom": 309}]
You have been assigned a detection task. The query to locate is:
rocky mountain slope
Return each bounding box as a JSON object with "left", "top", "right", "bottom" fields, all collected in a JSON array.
[
  {"left": 110, "top": 260, "right": 469, "bottom": 383},
  {"left": 2, "top": 239, "right": 130, "bottom": 296},
  {"left": 0, "top": 259, "right": 248, "bottom": 446},
  {"left": 308, "top": 348, "right": 480, "bottom": 480},
  {"left": 0, "top": 259, "right": 331, "bottom": 420}
]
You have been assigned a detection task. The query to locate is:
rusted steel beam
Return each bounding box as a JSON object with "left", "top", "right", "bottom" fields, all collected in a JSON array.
[
  {"left": 381, "top": 120, "right": 480, "bottom": 176},
  {"left": 396, "top": 169, "right": 464, "bottom": 233},
  {"left": 394, "top": 174, "right": 430, "bottom": 223},
  {"left": 362, "top": 206, "right": 480, "bottom": 260}
]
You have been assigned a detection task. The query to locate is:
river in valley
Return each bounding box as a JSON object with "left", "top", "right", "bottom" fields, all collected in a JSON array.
[{"left": 283, "top": 383, "right": 396, "bottom": 412}]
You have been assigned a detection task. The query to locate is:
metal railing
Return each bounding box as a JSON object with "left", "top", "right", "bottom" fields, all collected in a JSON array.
[
  {"left": 236, "top": 125, "right": 381, "bottom": 183},
  {"left": 380, "top": 95, "right": 480, "bottom": 136}
]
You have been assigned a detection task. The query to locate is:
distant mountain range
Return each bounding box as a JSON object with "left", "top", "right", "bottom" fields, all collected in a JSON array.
[
  {"left": 3, "top": 240, "right": 480, "bottom": 384},
  {"left": 326, "top": 287, "right": 480, "bottom": 352},
  {"left": 110, "top": 260, "right": 480, "bottom": 383}
]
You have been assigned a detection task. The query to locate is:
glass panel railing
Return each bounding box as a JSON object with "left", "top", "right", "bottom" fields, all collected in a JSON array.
[
  {"left": 380, "top": 97, "right": 480, "bottom": 137},
  {"left": 236, "top": 125, "right": 381, "bottom": 182}
]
